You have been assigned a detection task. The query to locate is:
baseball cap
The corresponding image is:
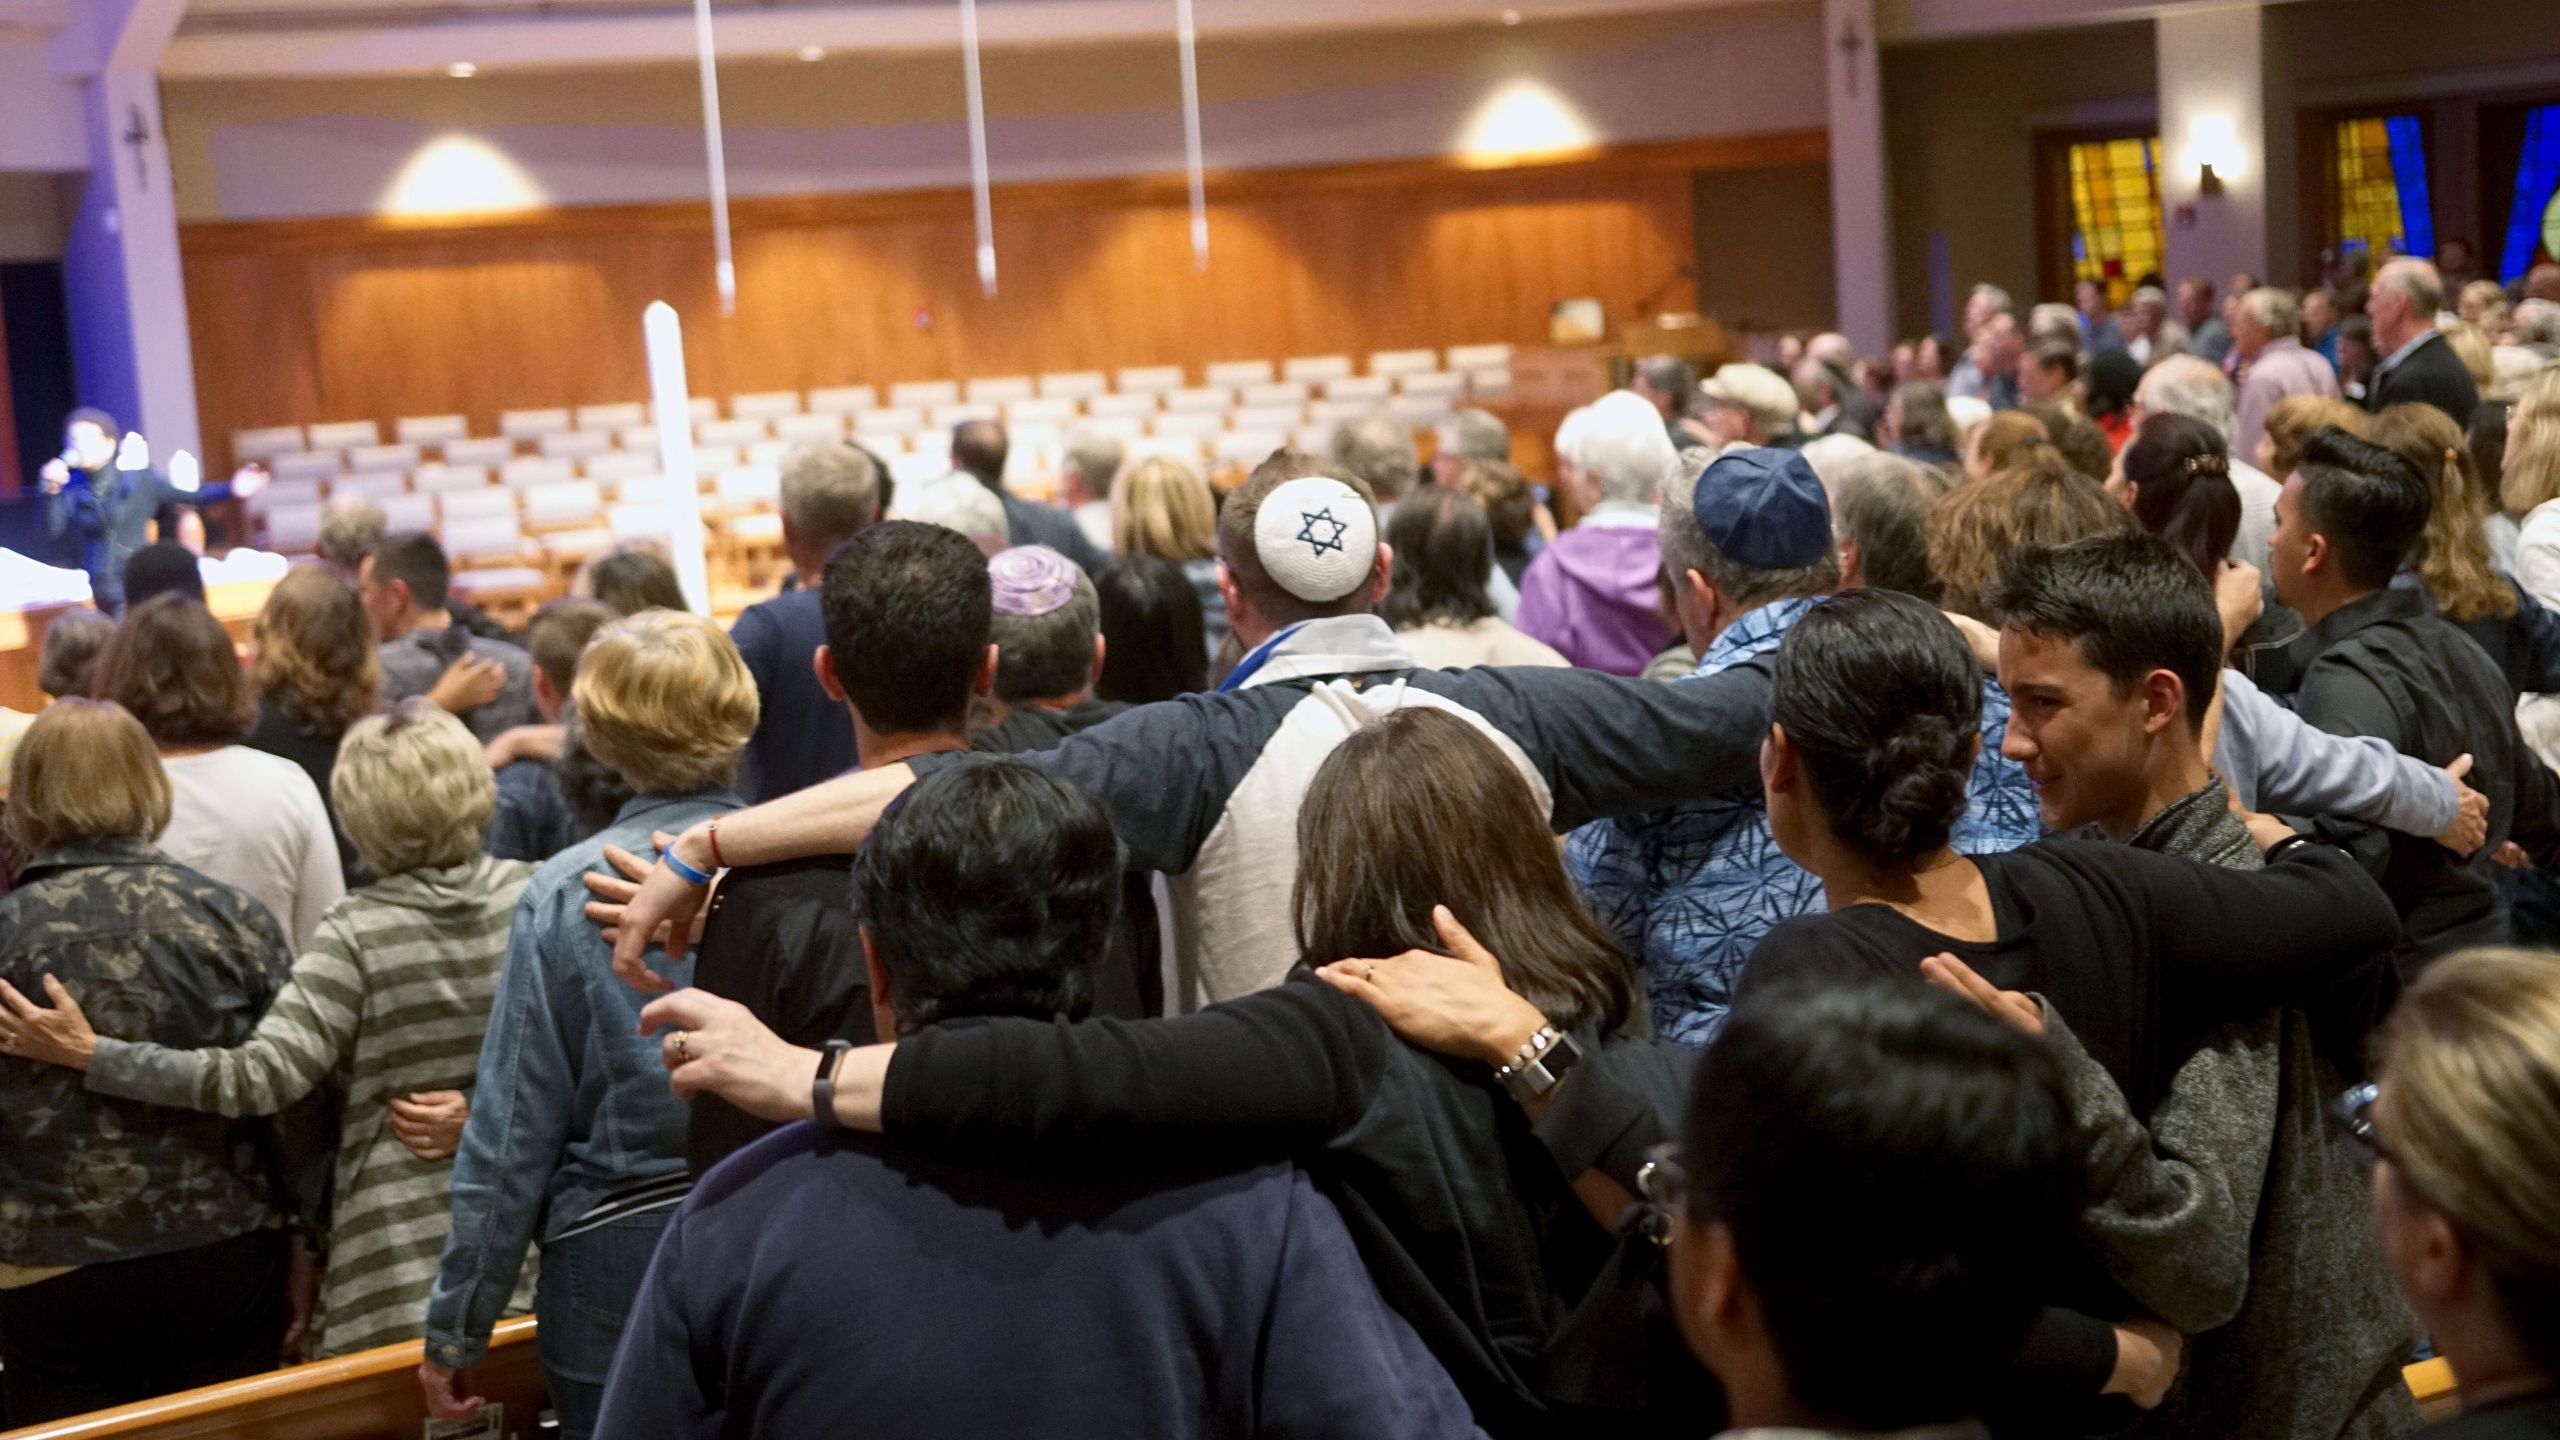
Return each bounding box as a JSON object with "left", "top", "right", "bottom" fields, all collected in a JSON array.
[
  {"left": 1693, "top": 448, "right": 1832, "bottom": 568},
  {"left": 1698, "top": 364, "right": 1801, "bottom": 435}
]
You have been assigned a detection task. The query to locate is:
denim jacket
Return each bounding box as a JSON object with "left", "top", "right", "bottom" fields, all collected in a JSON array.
[
  {"left": 0, "top": 840, "right": 308, "bottom": 1267},
  {"left": 424, "top": 789, "right": 739, "bottom": 1367}
]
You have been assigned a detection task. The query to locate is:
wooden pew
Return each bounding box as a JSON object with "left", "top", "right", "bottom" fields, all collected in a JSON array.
[{"left": 0, "top": 1316, "right": 545, "bottom": 1440}]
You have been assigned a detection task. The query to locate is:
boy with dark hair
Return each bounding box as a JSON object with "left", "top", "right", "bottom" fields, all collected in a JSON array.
[
  {"left": 1670, "top": 976, "right": 2076, "bottom": 1438},
  {"left": 2268, "top": 428, "right": 2560, "bottom": 970},
  {"left": 595, "top": 760, "right": 1478, "bottom": 1440}
]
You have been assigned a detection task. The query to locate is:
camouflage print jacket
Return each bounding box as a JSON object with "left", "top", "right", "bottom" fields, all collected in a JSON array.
[{"left": 0, "top": 839, "right": 316, "bottom": 1268}]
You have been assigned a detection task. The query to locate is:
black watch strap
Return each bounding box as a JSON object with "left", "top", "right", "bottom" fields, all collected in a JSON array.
[{"left": 813, "top": 1040, "right": 853, "bottom": 1130}]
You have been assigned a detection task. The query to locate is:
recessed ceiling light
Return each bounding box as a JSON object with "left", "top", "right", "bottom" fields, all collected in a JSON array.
[
  {"left": 1500, "top": 9, "right": 1522, "bottom": 24},
  {"left": 446, "top": 61, "right": 478, "bottom": 78},
  {"left": 798, "top": 45, "right": 825, "bottom": 62}
]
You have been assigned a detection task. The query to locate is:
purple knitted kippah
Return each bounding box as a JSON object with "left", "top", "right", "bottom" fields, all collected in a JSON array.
[{"left": 989, "top": 544, "right": 1081, "bottom": 617}]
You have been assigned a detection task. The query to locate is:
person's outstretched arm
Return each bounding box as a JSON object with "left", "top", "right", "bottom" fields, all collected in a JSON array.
[
  {"left": 2215, "top": 668, "right": 2464, "bottom": 842},
  {"left": 77, "top": 923, "right": 365, "bottom": 1118}
]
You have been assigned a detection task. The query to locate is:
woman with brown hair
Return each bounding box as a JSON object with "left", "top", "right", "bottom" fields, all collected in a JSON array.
[
  {"left": 1963, "top": 409, "right": 2060, "bottom": 480},
  {"left": 2363, "top": 946, "right": 2560, "bottom": 1438},
  {"left": 2373, "top": 403, "right": 2517, "bottom": 631},
  {"left": 2108, "top": 413, "right": 2243, "bottom": 577},
  {"left": 1927, "top": 457, "right": 2133, "bottom": 618},
  {"left": 2257, "top": 394, "right": 2370, "bottom": 483},
  {"left": 246, "top": 566, "right": 381, "bottom": 886},
  {"left": 1112, "top": 453, "right": 1229, "bottom": 661},
  {"left": 632, "top": 706, "right": 1683, "bottom": 1436},
  {"left": 93, "top": 595, "right": 344, "bottom": 946}
]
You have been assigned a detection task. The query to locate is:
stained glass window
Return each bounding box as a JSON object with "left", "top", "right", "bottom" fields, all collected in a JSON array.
[
  {"left": 2498, "top": 104, "right": 2560, "bottom": 282},
  {"left": 2335, "top": 116, "right": 2435, "bottom": 267},
  {"left": 2065, "top": 137, "right": 2165, "bottom": 309}
]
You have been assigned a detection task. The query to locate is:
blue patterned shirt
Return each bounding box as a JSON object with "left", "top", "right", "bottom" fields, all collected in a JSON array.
[{"left": 1566, "top": 597, "right": 2042, "bottom": 1047}]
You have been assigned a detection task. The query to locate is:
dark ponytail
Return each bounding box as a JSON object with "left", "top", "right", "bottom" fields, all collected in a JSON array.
[
  {"left": 2123, "top": 413, "right": 2240, "bottom": 576},
  {"left": 1772, "top": 589, "right": 1980, "bottom": 869}
]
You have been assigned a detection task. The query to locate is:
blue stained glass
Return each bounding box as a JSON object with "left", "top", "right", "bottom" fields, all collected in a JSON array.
[
  {"left": 2388, "top": 117, "right": 2435, "bottom": 258},
  {"left": 2499, "top": 104, "right": 2560, "bottom": 282}
]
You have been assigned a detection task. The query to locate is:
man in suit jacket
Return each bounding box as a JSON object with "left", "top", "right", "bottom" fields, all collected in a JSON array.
[
  {"left": 951, "top": 419, "right": 1110, "bottom": 576},
  {"left": 2364, "top": 258, "right": 2480, "bottom": 429}
]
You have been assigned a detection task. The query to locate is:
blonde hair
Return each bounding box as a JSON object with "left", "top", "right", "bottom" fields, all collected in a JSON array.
[
  {"left": 2444, "top": 323, "right": 2497, "bottom": 390},
  {"left": 1113, "top": 455, "right": 1218, "bottom": 563},
  {"left": 572, "top": 609, "right": 758, "bottom": 794},
  {"left": 2370, "top": 405, "right": 2517, "bottom": 623},
  {"left": 1967, "top": 411, "right": 2059, "bottom": 479},
  {"left": 2503, "top": 370, "right": 2560, "bottom": 516},
  {"left": 7, "top": 699, "right": 171, "bottom": 856},
  {"left": 330, "top": 701, "right": 496, "bottom": 876},
  {"left": 2377, "top": 946, "right": 2560, "bottom": 1367},
  {"left": 2262, "top": 395, "right": 2371, "bottom": 482}
]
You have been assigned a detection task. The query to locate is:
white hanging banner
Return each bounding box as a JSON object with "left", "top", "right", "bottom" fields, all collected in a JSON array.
[
  {"left": 960, "top": 0, "right": 997, "bottom": 297},
  {"left": 643, "top": 301, "right": 714, "bottom": 616},
  {"left": 691, "top": 0, "right": 738, "bottom": 315},
  {"left": 1175, "top": 0, "right": 1207, "bottom": 270}
]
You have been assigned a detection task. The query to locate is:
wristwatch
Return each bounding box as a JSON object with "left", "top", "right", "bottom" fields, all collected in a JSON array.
[
  {"left": 812, "top": 1040, "right": 852, "bottom": 1130},
  {"left": 1494, "top": 1025, "right": 1583, "bottom": 1104}
]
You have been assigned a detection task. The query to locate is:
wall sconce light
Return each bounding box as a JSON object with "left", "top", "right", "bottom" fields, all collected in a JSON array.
[
  {"left": 2200, "top": 162, "right": 2224, "bottom": 195},
  {"left": 2187, "top": 113, "right": 2241, "bottom": 197}
]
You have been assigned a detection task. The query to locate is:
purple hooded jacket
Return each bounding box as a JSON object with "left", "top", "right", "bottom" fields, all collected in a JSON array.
[{"left": 1513, "top": 511, "right": 1676, "bottom": 676}]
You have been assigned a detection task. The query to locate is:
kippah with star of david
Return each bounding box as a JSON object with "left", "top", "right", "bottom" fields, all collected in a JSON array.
[{"left": 1253, "top": 476, "right": 1378, "bottom": 602}]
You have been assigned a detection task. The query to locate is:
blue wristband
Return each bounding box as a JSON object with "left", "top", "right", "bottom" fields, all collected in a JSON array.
[{"left": 661, "top": 844, "right": 716, "bottom": 888}]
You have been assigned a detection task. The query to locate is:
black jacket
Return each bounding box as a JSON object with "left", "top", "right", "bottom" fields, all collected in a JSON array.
[
  {"left": 2367, "top": 330, "right": 2481, "bottom": 428},
  {"left": 880, "top": 974, "right": 1697, "bottom": 1438},
  {"left": 686, "top": 854, "right": 872, "bottom": 1175},
  {"left": 2287, "top": 587, "right": 2560, "bottom": 972}
]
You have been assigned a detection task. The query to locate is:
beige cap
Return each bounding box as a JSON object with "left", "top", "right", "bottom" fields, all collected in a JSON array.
[{"left": 1699, "top": 363, "right": 1801, "bottom": 436}]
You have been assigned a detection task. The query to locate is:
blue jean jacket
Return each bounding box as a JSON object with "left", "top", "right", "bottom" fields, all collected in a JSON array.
[{"left": 424, "top": 788, "right": 739, "bottom": 1367}]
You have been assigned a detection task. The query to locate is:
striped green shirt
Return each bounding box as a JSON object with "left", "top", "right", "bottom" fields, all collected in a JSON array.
[{"left": 86, "top": 854, "right": 539, "bottom": 1355}]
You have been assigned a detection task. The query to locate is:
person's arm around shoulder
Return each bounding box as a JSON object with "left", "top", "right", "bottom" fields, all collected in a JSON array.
[
  {"left": 2099, "top": 829, "right": 2399, "bottom": 1028},
  {"left": 2217, "top": 667, "right": 2469, "bottom": 845},
  {"left": 78, "top": 915, "right": 369, "bottom": 1117}
]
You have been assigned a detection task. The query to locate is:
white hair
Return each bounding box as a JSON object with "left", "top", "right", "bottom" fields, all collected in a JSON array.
[
  {"left": 1568, "top": 391, "right": 1680, "bottom": 505},
  {"left": 892, "top": 471, "right": 1008, "bottom": 550},
  {"left": 2514, "top": 298, "right": 2560, "bottom": 348},
  {"left": 2135, "top": 354, "right": 2239, "bottom": 441},
  {"left": 1797, "top": 433, "right": 1877, "bottom": 493},
  {"left": 2240, "top": 287, "right": 2301, "bottom": 339}
]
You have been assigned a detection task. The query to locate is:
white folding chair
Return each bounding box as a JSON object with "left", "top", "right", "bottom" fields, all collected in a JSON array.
[
  {"left": 1466, "top": 369, "right": 1513, "bottom": 400},
  {"left": 731, "top": 392, "right": 803, "bottom": 422},
  {"left": 499, "top": 409, "right": 572, "bottom": 442},
  {"left": 652, "top": 397, "right": 718, "bottom": 427},
  {"left": 928, "top": 403, "right": 998, "bottom": 430},
  {"left": 1205, "top": 360, "right": 1275, "bottom": 387},
  {"left": 394, "top": 416, "right": 468, "bottom": 448},
  {"left": 616, "top": 475, "right": 685, "bottom": 507},
  {"left": 521, "top": 481, "right": 605, "bottom": 530},
  {"left": 379, "top": 493, "right": 437, "bottom": 533},
  {"left": 715, "top": 465, "right": 782, "bottom": 512},
  {"left": 1232, "top": 404, "right": 1306, "bottom": 433},
  {"left": 584, "top": 453, "right": 655, "bottom": 484},
  {"left": 1162, "top": 387, "right": 1233, "bottom": 416},
  {"left": 442, "top": 437, "right": 514, "bottom": 468},
  {"left": 698, "top": 418, "right": 768, "bottom": 448},
  {"left": 748, "top": 440, "right": 790, "bottom": 469},
  {"left": 774, "top": 413, "right": 848, "bottom": 445},
  {"left": 1077, "top": 416, "right": 1146, "bottom": 443},
  {"left": 246, "top": 478, "right": 325, "bottom": 517},
  {"left": 1037, "top": 372, "right": 1109, "bottom": 401},
  {"left": 500, "top": 458, "right": 576, "bottom": 490},
  {"left": 262, "top": 502, "right": 325, "bottom": 553},
  {"left": 575, "top": 402, "right": 648, "bottom": 432},
  {"left": 414, "top": 464, "right": 493, "bottom": 497},
  {"left": 1307, "top": 399, "right": 1375, "bottom": 427},
  {"left": 1323, "top": 375, "right": 1393, "bottom": 403},
  {"left": 693, "top": 444, "right": 744, "bottom": 474},
  {"left": 1005, "top": 399, "right": 1078, "bottom": 428},
  {"left": 307, "top": 420, "right": 381, "bottom": 452},
  {"left": 1368, "top": 349, "right": 1438, "bottom": 379},
  {"left": 442, "top": 512, "right": 529, "bottom": 566},
  {"left": 854, "top": 408, "right": 926, "bottom": 440},
  {"left": 270, "top": 451, "right": 342, "bottom": 484},
  {"left": 616, "top": 425, "right": 661, "bottom": 455},
  {"left": 440, "top": 488, "right": 519, "bottom": 524},
  {"left": 232, "top": 426, "right": 306, "bottom": 463},
  {"left": 964, "top": 377, "right": 1035, "bottom": 405},
  {"left": 1153, "top": 412, "right": 1224, "bottom": 440},
  {"left": 1445, "top": 344, "right": 1515, "bottom": 372},
  {"left": 1281, "top": 355, "right": 1353, "bottom": 384},
  {"left": 331, "top": 472, "right": 408, "bottom": 504},
  {"left": 607, "top": 504, "right": 678, "bottom": 545},
  {"left": 1399, "top": 372, "right": 1467, "bottom": 400},
  {"left": 889, "top": 380, "right": 961, "bottom": 410},
  {"left": 1217, "top": 429, "right": 1288, "bottom": 467},
  {"left": 1390, "top": 395, "right": 1452, "bottom": 426},
  {"left": 1241, "top": 381, "right": 1311, "bottom": 409},
  {"left": 1115, "top": 366, "right": 1185, "bottom": 395},
  {"left": 1087, "top": 393, "right": 1159, "bottom": 420},
  {"left": 806, "top": 386, "right": 879, "bottom": 416},
  {"left": 539, "top": 431, "right": 614, "bottom": 462}
]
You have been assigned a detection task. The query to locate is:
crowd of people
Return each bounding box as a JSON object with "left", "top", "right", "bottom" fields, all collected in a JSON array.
[{"left": 1, "top": 247, "right": 2559, "bottom": 1440}]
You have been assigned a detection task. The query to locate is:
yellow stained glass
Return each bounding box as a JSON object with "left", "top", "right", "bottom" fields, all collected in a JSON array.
[
  {"left": 2066, "top": 136, "right": 2166, "bottom": 307},
  {"left": 2336, "top": 116, "right": 2408, "bottom": 262}
]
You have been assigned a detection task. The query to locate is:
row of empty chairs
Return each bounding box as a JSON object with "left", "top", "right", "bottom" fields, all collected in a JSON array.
[{"left": 228, "top": 345, "right": 1516, "bottom": 472}]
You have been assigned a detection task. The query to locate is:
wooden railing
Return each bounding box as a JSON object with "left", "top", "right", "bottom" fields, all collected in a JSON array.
[
  {"left": 0, "top": 1318, "right": 2465, "bottom": 1438},
  {"left": 0, "top": 1317, "right": 544, "bottom": 1440}
]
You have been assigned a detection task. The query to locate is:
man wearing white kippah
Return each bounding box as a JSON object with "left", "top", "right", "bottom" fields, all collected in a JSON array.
[{"left": 601, "top": 451, "right": 1784, "bottom": 1012}]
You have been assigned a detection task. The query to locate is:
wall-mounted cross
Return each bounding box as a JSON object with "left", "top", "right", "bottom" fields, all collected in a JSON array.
[
  {"left": 121, "top": 103, "right": 152, "bottom": 191},
  {"left": 1836, "top": 15, "right": 1864, "bottom": 99}
]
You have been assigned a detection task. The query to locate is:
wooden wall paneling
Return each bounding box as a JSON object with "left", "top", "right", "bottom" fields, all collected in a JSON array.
[{"left": 182, "top": 135, "right": 1818, "bottom": 473}]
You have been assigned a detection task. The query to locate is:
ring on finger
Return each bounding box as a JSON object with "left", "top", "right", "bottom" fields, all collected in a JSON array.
[
  {"left": 1363, "top": 964, "right": 1377, "bottom": 981},
  {"left": 673, "top": 1030, "right": 690, "bottom": 1063}
]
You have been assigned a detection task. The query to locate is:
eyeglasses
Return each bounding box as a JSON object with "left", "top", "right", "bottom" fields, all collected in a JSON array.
[{"left": 2335, "top": 1081, "right": 2393, "bottom": 1164}]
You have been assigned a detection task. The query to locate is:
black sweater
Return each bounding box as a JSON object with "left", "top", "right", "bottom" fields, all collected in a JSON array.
[
  {"left": 1740, "top": 838, "right": 2401, "bottom": 1434},
  {"left": 880, "top": 973, "right": 1692, "bottom": 1439}
]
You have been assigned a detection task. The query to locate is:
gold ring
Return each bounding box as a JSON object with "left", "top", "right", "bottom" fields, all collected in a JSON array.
[
  {"left": 673, "top": 1031, "right": 689, "bottom": 1063},
  {"left": 1363, "top": 964, "right": 1377, "bottom": 981}
]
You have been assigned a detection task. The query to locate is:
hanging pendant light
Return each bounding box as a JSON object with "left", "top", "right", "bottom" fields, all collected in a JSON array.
[
  {"left": 960, "top": 0, "right": 998, "bottom": 297},
  {"left": 1176, "top": 0, "right": 1208, "bottom": 271},
  {"left": 691, "top": 0, "right": 738, "bottom": 314}
]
